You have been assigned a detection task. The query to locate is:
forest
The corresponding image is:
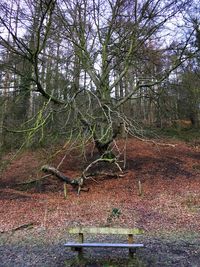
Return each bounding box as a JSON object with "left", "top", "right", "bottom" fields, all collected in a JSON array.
[{"left": 0, "top": 0, "right": 200, "bottom": 266}]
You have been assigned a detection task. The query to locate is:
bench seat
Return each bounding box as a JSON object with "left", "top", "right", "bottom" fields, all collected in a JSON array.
[{"left": 65, "top": 242, "right": 144, "bottom": 248}]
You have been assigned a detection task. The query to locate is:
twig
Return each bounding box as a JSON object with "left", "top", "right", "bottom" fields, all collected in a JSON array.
[
  {"left": 0, "top": 223, "right": 35, "bottom": 234},
  {"left": 11, "top": 223, "right": 34, "bottom": 232},
  {"left": 82, "top": 157, "right": 122, "bottom": 178},
  {"left": 64, "top": 182, "right": 67, "bottom": 199},
  {"left": 16, "top": 174, "right": 51, "bottom": 185},
  {"left": 138, "top": 180, "right": 143, "bottom": 196},
  {"left": 133, "top": 135, "right": 176, "bottom": 148}
]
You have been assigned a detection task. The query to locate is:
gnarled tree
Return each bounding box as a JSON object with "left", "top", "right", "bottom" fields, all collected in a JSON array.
[{"left": 0, "top": 0, "right": 197, "bottom": 192}]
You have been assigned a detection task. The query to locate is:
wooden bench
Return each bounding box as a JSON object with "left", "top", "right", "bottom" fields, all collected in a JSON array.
[{"left": 64, "top": 227, "right": 144, "bottom": 259}]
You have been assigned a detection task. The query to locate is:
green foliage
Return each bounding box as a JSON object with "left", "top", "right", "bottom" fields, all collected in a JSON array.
[
  {"left": 107, "top": 208, "right": 122, "bottom": 224},
  {"left": 111, "top": 208, "right": 121, "bottom": 218}
]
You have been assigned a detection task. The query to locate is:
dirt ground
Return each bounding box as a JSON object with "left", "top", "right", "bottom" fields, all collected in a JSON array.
[{"left": 0, "top": 138, "right": 200, "bottom": 266}]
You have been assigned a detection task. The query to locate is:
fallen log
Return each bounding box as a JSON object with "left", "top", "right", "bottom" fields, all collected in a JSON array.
[
  {"left": 41, "top": 165, "right": 82, "bottom": 187},
  {"left": 41, "top": 165, "right": 88, "bottom": 194}
]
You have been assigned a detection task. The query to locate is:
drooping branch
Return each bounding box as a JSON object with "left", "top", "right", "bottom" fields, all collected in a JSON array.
[{"left": 82, "top": 156, "right": 122, "bottom": 179}]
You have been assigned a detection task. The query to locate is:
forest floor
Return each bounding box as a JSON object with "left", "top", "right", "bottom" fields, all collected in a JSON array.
[{"left": 0, "top": 137, "right": 200, "bottom": 266}]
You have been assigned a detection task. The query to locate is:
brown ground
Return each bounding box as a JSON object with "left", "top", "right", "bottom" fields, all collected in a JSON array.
[{"left": 0, "top": 138, "right": 200, "bottom": 266}]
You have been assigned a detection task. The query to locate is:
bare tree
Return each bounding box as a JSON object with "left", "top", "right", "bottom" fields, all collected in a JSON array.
[{"left": 0, "top": 0, "right": 197, "bottom": 191}]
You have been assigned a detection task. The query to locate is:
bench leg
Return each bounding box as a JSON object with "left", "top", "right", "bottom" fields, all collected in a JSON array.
[
  {"left": 77, "top": 248, "right": 83, "bottom": 260},
  {"left": 128, "top": 234, "right": 136, "bottom": 258},
  {"left": 78, "top": 233, "right": 84, "bottom": 260},
  {"left": 129, "top": 248, "right": 137, "bottom": 258}
]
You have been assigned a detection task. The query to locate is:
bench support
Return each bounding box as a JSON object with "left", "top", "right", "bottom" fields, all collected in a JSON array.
[
  {"left": 77, "top": 233, "right": 84, "bottom": 259},
  {"left": 128, "top": 234, "right": 136, "bottom": 258}
]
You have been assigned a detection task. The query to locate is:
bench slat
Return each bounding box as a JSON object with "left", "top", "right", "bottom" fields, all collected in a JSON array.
[
  {"left": 68, "top": 227, "right": 143, "bottom": 235},
  {"left": 64, "top": 242, "right": 144, "bottom": 248}
]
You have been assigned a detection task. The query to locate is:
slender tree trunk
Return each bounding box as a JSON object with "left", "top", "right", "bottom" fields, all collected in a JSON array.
[{"left": 0, "top": 98, "right": 6, "bottom": 151}]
